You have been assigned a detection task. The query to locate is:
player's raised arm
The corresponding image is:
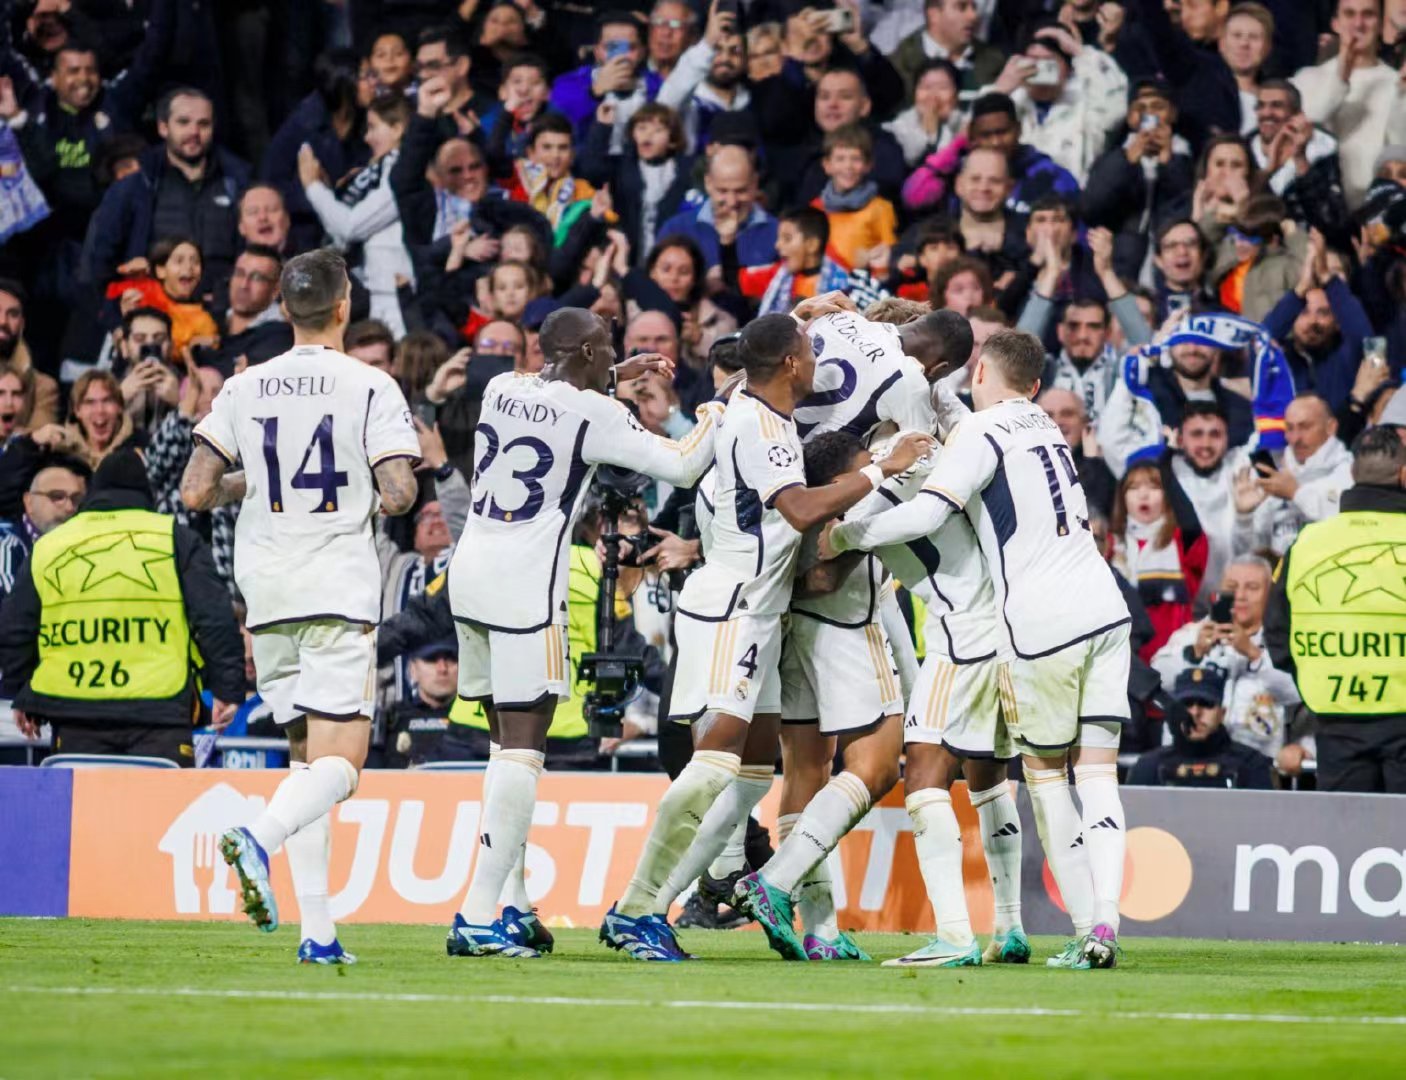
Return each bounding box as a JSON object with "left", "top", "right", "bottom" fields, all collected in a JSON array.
[
  {"left": 774, "top": 431, "right": 933, "bottom": 533},
  {"left": 827, "top": 423, "right": 996, "bottom": 555},
  {"left": 373, "top": 457, "right": 418, "bottom": 515},
  {"left": 585, "top": 391, "right": 723, "bottom": 489}
]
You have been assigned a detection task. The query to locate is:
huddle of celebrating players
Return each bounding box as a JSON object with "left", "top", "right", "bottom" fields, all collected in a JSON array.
[{"left": 203, "top": 250, "right": 1128, "bottom": 971}]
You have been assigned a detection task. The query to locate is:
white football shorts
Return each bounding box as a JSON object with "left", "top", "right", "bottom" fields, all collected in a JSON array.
[
  {"left": 1005, "top": 623, "right": 1132, "bottom": 754},
  {"left": 780, "top": 616, "right": 904, "bottom": 734},
  {"left": 669, "top": 611, "right": 783, "bottom": 723},
  {"left": 455, "top": 618, "right": 571, "bottom": 711},
  {"left": 904, "top": 651, "right": 1014, "bottom": 759},
  {"left": 252, "top": 618, "right": 378, "bottom": 726}
]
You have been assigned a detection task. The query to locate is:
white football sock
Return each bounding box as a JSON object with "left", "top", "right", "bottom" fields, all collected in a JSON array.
[
  {"left": 777, "top": 812, "right": 839, "bottom": 938},
  {"left": 1025, "top": 765, "right": 1094, "bottom": 937},
  {"left": 653, "top": 765, "right": 772, "bottom": 915},
  {"left": 618, "top": 750, "right": 740, "bottom": 917},
  {"left": 762, "top": 771, "right": 869, "bottom": 895},
  {"left": 458, "top": 749, "right": 544, "bottom": 925},
  {"left": 284, "top": 763, "right": 336, "bottom": 946},
  {"left": 706, "top": 817, "right": 751, "bottom": 880},
  {"left": 968, "top": 781, "right": 1022, "bottom": 935},
  {"left": 248, "top": 755, "right": 357, "bottom": 856},
  {"left": 1075, "top": 763, "right": 1125, "bottom": 934},
  {"left": 485, "top": 742, "right": 533, "bottom": 913},
  {"left": 906, "top": 788, "right": 972, "bottom": 947}
]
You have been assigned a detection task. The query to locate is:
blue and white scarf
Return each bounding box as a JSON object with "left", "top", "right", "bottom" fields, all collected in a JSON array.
[{"left": 1120, "top": 312, "right": 1296, "bottom": 465}]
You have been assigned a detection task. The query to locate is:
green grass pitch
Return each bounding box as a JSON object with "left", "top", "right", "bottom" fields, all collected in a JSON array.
[{"left": 2, "top": 921, "right": 1405, "bottom": 1078}]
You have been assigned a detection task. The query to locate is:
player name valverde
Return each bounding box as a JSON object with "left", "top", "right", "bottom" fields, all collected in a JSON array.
[
  {"left": 256, "top": 375, "right": 337, "bottom": 398},
  {"left": 39, "top": 616, "right": 176, "bottom": 647},
  {"left": 991, "top": 411, "right": 1058, "bottom": 434},
  {"left": 488, "top": 390, "right": 564, "bottom": 425}
]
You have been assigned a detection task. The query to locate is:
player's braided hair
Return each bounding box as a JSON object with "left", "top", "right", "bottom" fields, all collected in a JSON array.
[{"left": 803, "top": 431, "right": 865, "bottom": 488}]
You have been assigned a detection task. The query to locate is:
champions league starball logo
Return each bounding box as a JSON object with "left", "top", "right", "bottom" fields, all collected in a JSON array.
[
  {"left": 810, "top": 333, "right": 824, "bottom": 356},
  {"left": 767, "top": 445, "right": 796, "bottom": 468}
]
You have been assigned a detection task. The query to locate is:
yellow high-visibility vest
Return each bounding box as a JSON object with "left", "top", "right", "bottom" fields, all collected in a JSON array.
[
  {"left": 29, "top": 508, "right": 192, "bottom": 700},
  {"left": 1285, "top": 510, "right": 1406, "bottom": 715},
  {"left": 448, "top": 545, "right": 600, "bottom": 739}
]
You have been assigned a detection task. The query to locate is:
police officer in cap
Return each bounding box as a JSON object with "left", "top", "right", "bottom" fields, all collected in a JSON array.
[
  {"left": 1127, "top": 667, "right": 1275, "bottom": 789},
  {"left": 0, "top": 448, "right": 244, "bottom": 764},
  {"left": 1265, "top": 425, "right": 1406, "bottom": 792}
]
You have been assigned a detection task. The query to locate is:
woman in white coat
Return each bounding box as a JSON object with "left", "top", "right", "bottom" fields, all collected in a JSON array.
[{"left": 299, "top": 94, "right": 415, "bottom": 337}]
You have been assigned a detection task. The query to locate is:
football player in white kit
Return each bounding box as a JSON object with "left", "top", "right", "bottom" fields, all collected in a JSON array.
[
  {"left": 600, "top": 314, "right": 935, "bottom": 961},
  {"left": 184, "top": 249, "right": 422, "bottom": 964},
  {"left": 825, "top": 329, "right": 1132, "bottom": 970},
  {"left": 642, "top": 299, "right": 971, "bottom": 959},
  {"left": 445, "top": 307, "right": 723, "bottom": 957}
]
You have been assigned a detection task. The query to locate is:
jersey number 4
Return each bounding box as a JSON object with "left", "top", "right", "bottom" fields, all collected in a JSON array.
[
  {"left": 1027, "top": 444, "right": 1084, "bottom": 537},
  {"left": 255, "top": 415, "right": 350, "bottom": 513}
]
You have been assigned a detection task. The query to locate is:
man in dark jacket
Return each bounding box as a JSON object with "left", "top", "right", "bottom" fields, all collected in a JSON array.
[
  {"left": 83, "top": 87, "right": 251, "bottom": 292},
  {"left": 1128, "top": 667, "right": 1275, "bottom": 788},
  {"left": 1261, "top": 271, "right": 1373, "bottom": 414},
  {"left": 0, "top": 449, "right": 243, "bottom": 764},
  {"left": 1082, "top": 78, "right": 1195, "bottom": 280},
  {"left": 0, "top": 0, "right": 173, "bottom": 244}
]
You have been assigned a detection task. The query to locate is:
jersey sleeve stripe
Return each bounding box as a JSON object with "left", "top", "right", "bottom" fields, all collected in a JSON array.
[
  {"left": 762, "top": 480, "right": 803, "bottom": 508},
  {"left": 676, "top": 409, "right": 714, "bottom": 453},
  {"left": 193, "top": 430, "right": 236, "bottom": 465},
  {"left": 370, "top": 449, "right": 424, "bottom": 466},
  {"left": 920, "top": 487, "right": 964, "bottom": 510}
]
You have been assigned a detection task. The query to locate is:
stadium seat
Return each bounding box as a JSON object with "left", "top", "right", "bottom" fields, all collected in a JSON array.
[{"left": 40, "top": 754, "right": 181, "bottom": 769}]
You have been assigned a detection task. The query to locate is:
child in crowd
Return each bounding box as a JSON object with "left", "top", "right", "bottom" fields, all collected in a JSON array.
[
  {"left": 507, "top": 113, "right": 597, "bottom": 238},
  {"left": 111, "top": 237, "right": 219, "bottom": 358},
  {"left": 1111, "top": 461, "right": 1207, "bottom": 661},
  {"left": 890, "top": 217, "right": 964, "bottom": 302},
  {"left": 487, "top": 54, "right": 554, "bottom": 178},
  {"left": 812, "top": 123, "right": 898, "bottom": 273},
  {"left": 726, "top": 206, "right": 849, "bottom": 315},
  {"left": 929, "top": 254, "right": 995, "bottom": 316}
]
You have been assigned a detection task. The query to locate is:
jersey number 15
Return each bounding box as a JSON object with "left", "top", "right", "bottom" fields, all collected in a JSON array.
[{"left": 255, "top": 414, "right": 350, "bottom": 513}]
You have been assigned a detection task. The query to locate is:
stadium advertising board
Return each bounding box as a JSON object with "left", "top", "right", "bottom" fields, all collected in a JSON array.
[{"left": 0, "top": 771, "right": 1402, "bottom": 941}]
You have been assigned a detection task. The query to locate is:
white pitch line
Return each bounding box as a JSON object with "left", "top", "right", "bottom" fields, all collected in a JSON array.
[{"left": 5, "top": 985, "right": 1406, "bottom": 1028}]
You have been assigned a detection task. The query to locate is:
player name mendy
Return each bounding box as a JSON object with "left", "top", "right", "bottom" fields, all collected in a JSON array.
[{"left": 488, "top": 391, "right": 563, "bottom": 425}]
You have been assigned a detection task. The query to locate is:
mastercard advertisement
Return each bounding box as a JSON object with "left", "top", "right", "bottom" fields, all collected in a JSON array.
[{"left": 2, "top": 770, "right": 1402, "bottom": 943}]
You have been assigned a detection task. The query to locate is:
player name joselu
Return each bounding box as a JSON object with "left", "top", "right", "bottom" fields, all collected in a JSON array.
[
  {"left": 488, "top": 390, "right": 564, "bottom": 425},
  {"left": 256, "top": 375, "right": 337, "bottom": 397}
]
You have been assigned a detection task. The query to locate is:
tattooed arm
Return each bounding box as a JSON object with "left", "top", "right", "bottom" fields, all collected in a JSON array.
[
  {"left": 181, "top": 443, "right": 247, "bottom": 512},
  {"left": 373, "top": 457, "right": 419, "bottom": 516}
]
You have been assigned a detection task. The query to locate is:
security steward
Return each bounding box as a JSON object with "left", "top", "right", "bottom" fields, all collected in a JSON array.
[
  {"left": 0, "top": 449, "right": 243, "bottom": 764},
  {"left": 1265, "top": 426, "right": 1406, "bottom": 793}
]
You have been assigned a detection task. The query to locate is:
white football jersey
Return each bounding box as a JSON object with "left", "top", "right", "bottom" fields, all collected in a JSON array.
[
  {"left": 793, "top": 311, "right": 936, "bottom": 442},
  {"left": 450, "top": 372, "right": 719, "bottom": 631},
  {"left": 194, "top": 344, "right": 420, "bottom": 630},
  {"left": 790, "top": 490, "right": 886, "bottom": 628},
  {"left": 865, "top": 469, "right": 1000, "bottom": 663},
  {"left": 833, "top": 398, "right": 1128, "bottom": 658},
  {"left": 676, "top": 390, "right": 806, "bottom": 620}
]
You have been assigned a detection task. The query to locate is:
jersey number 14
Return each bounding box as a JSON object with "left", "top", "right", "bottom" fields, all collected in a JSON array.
[{"left": 255, "top": 414, "right": 350, "bottom": 513}]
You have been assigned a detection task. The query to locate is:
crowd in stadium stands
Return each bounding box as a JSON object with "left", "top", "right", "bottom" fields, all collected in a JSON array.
[{"left": 0, "top": 0, "right": 1402, "bottom": 791}]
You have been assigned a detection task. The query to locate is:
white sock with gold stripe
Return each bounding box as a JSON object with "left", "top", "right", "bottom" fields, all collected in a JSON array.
[
  {"left": 617, "top": 750, "right": 740, "bottom": 917},
  {"left": 906, "top": 787, "right": 973, "bottom": 947},
  {"left": 652, "top": 765, "right": 773, "bottom": 915},
  {"left": 761, "top": 771, "right": 870, "bottom": 895}
]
